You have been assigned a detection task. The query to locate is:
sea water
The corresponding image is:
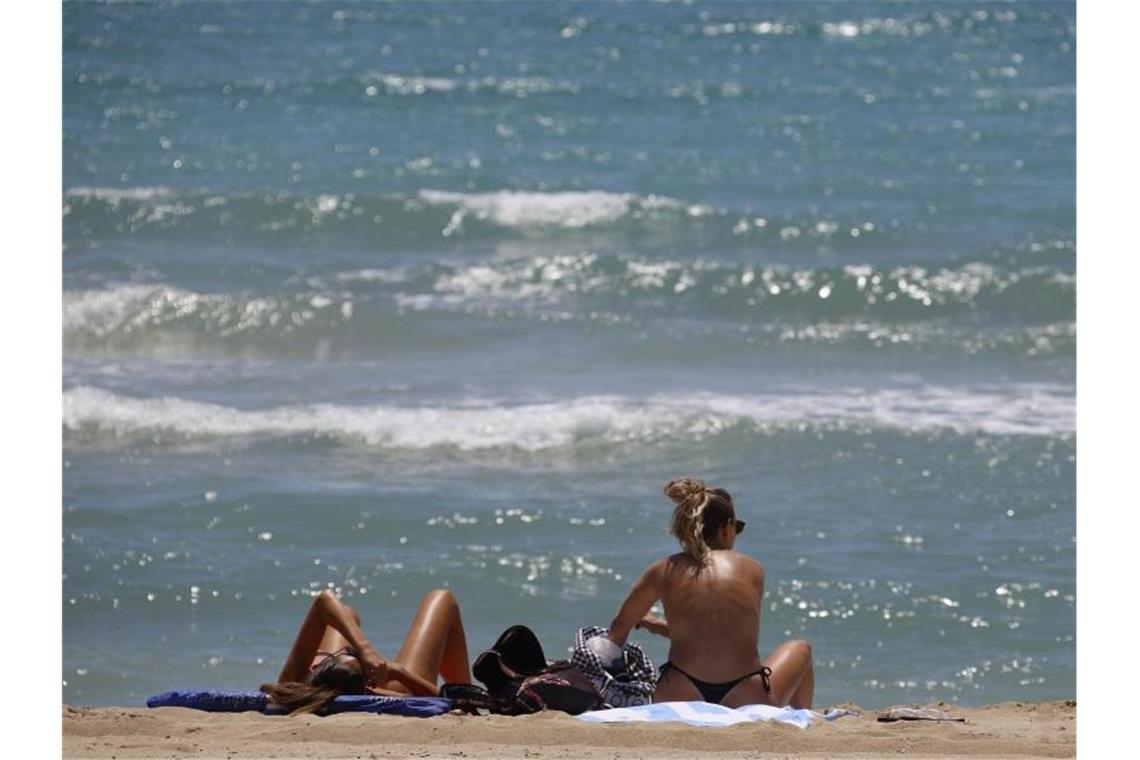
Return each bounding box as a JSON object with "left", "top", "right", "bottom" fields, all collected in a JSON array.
[{"left": 63, "top": 1, "right": 1075, "bottom": 708}]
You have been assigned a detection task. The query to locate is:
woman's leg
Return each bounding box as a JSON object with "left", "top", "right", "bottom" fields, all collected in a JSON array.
[
  {"left": 760, "top": 639, "right": 814, "bottom": 709},
  {"left": 653, "top": 664, "right": 703, "bottom": 703},
  {"left": 391, "top": 589, "right": 472, "bottom": 685}
]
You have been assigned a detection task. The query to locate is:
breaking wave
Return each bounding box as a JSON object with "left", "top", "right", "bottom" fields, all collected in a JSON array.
[{"left": 64, "top": 383, "right": 1075, "bottom": 449}]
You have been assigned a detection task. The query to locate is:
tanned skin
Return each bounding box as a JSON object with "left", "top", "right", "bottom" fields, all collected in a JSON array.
[
  {"left": 277, "top": 588, "right": 471, "bottom": 696},
  {"left": 608, "top": 522, "right": 814, "bottom": 709}
]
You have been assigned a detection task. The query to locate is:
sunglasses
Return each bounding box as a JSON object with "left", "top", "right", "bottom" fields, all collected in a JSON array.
[{"left": 734, "top": 519, "right": 746, "bottom": 535}]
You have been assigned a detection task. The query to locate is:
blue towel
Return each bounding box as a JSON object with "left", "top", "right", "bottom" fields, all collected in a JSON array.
[
  {"left": 576, "top": 700, "right": 856, "bottom": 728},
  {"left": 147, "top": 688, "right": 453, "bottom": 717}
]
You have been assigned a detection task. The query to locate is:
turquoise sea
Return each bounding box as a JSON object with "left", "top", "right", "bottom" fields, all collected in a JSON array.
[{"left": 63, "top": 1, "right": 1075, "bottom": 708}]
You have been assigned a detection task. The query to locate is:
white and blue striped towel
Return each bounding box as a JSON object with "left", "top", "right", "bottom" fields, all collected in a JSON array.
[{"left": 576, "top": 701, "right": 855, "bottom": 729}]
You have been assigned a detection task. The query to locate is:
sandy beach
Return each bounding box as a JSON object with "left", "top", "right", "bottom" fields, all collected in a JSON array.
[
  {"left": 63, "top": 700, "right": 1075, "bottom": 759},
  {"left": 59, "top": 5, "right": 1078, "bottom": 759}
]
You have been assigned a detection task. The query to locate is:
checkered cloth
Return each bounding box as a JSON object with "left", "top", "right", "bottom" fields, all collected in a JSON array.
[{"left": 571, "top": 626, "right": 656, "bottom": 708}]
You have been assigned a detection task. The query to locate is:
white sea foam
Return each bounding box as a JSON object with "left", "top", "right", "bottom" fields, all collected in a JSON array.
[
  {"left": 63, "top": 387, "right": 669, "bottom": 449},
  {"left": 417, "top": 190, "right": 698, "bottom": 230},
  {"left": 392, "top": 255, "right": 1069, "bottom": 316},
  {"left": 63, "top": 384, "right": 1074, "bottom": 450},
  {"left": 64, "top": 284, "right": 349, "bottom": 337},
  {"left": 361, "top": 72, "right": 579, "bottom": 97},
  {"left": 333, "top": 268, "right": 412, "bottom": 284},
  {"left": 421, "top": 253, "right": 613, "bottom": 306},
  {"left": 64, "top": 284, "right": 195, "bottom": 335},
  {"left": 409, "top": 253, "right": 719, "bottom": 308},
  {"left": 65, "top": 186, "right": 175, "bottom": 202}
]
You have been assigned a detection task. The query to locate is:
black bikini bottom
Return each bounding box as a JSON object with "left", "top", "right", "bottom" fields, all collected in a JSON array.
[{"left": 659, "top": 661, "right": 772, "bottom": 705}]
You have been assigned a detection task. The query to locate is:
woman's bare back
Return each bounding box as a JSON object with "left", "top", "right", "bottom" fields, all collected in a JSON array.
[
  {"left": 658, "top": 549, "right": 766, "bottom": 681},
  {"left": 607, "top": 477, "right": 815, "bottom": 708}
]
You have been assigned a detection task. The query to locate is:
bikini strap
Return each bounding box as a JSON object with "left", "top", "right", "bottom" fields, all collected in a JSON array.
[{"left": 758, "top": 666, "right": 773, "bottom": 695}]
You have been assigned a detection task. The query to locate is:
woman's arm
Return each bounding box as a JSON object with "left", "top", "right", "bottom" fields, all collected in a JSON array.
[
  {"left": 636, "top": 612, "right": 670, "bottom": 638},
  {"left": 607, "top": 560, "right": 665, "bottom": 646},
  {"left": 277, "top": 590, "right": 386, "bottom": 685}
]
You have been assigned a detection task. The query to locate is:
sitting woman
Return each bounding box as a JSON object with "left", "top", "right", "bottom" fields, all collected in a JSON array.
[
  {"left": 606, "top": 478, "right": 814, "bottom": 709},
  {"left": 261, "top": 588, "right": 472, "bottom": 714}
]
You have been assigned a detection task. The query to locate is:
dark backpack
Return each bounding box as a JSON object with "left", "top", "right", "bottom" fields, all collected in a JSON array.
[
  {"left": 514, "top": 661, "right": 604, "bottom": 715},
  {"left": 465, "top": 624, "right": 603, "bottom": 715}
]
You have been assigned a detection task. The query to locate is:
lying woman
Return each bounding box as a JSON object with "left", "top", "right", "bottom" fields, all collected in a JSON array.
[
  {"left": 261, "top": 588, "right": 472, "bottom": 713},
  {"left": 606, "top": 478, "right": 814, "bottom": 709}
]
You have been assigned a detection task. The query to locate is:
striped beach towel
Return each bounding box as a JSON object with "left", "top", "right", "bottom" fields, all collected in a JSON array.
[{"left": 575, "top": 700, "right": 855, "bottom": 728}]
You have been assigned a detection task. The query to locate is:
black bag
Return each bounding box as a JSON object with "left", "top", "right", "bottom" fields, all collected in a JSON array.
[
  {"left": 515, "top": 665, "right": 603, "bottom": 715},
  {"left": 439, "top": 682, "right": 524, "bottom": 715},
  {"left": 471, "top": 624, "right": 603, "bottom": 715},
  {"left": 472, "top": 624, "right": 549, "bottom": 699}
]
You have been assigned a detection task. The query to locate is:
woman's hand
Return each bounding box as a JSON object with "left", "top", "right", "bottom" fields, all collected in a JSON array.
[
  {"left": 356, "top": 643, "right": 389, "bottom": 687},
  {"left": 636, "top": 613, "right": 669, "bottom": 638},
  {"left": 381, "top": 660, "right": 440, "bottom": 697}
]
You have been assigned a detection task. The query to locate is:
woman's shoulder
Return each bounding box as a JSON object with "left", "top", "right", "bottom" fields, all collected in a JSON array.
[
  {"left": 730, "top": 550, "right": 765, "bottom": 572},
  {"left": 660, "top": 552, "right": 699, "bottom": 570},
  {"left": 710, "top": 550, "right": 765, "bottom": 578}
]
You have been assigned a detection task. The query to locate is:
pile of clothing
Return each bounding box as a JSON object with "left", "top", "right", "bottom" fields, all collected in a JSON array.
[{"left": 444, "top": 624, "right": 656, "bottom": 715}]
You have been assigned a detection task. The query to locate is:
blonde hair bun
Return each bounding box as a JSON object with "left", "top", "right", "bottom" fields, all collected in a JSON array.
[
  {"left": 663, "top": 477, "right": 736, "bottom": 565},
  {"left": 664, "top": 477, "right": 706, "bottom": 507}
]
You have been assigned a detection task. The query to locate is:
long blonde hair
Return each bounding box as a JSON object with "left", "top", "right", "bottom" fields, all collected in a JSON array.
[
  {"left": 259, "top": 680, "right": 343, "bottom": 715},
  {"left": 664, "top": 477, "right": 736, "bottom": 564},
  {"left": 260, "top": 651, "right": 367, "bottom": 715}
]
